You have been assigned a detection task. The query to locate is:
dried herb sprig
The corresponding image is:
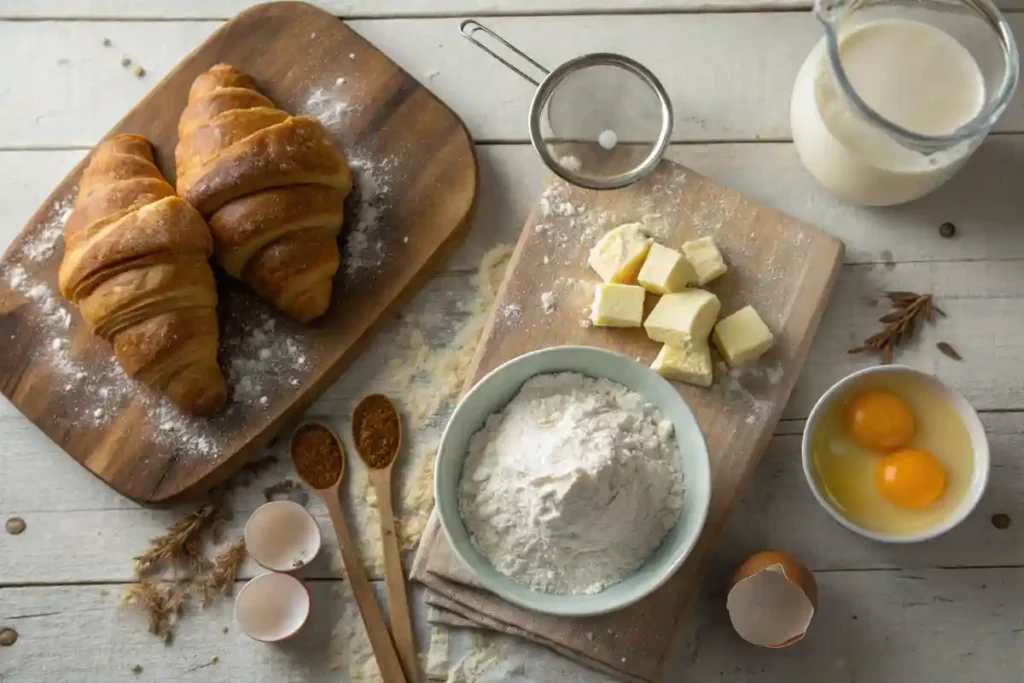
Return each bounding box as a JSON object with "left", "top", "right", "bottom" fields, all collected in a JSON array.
[
  {"left": 849, "top": 291, "right": 944, "bottom": 364},
  {"left": 126, "top": 495, "right": 245, "bottom": 643},
  {"left": 133, "top": 502, "right": 224, "bottom": 578},
  {"left": 122, "top": 579, "right": 192, "bottom": 642},
  {"left": 197, "top": 538, "right": 246, "bottom": 607}
]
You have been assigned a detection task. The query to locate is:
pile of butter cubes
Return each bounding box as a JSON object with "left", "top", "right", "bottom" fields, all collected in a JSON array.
[{"left": 587, "top": 223, "right": 773, "bottom": 387}]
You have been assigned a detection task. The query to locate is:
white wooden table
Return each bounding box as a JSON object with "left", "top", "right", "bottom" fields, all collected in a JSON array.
[{"left": 1, "top": 2, "right": 1023, "bottom": 682}]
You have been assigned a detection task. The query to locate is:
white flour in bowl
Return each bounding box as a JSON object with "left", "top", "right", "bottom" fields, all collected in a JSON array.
[{"left": 458, "top": 372, "right": 684, "bottom": 595}]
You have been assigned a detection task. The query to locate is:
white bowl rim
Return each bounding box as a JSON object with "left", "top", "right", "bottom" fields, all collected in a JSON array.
[
  {"left": 434, "top": 344, "right": 712, "bottom": 616},
  {"left": 243, "top": 499, "right": 322, "bottom": 572},
  {"left": 233, "top": 571, "right": 311, "bottom": 642},
  {"left": 801, "top": 364, "right": 990, "bottom": 543}
]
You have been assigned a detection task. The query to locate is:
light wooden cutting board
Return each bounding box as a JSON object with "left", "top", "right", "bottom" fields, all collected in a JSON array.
[
  {"left": 0, "top": 2, "right": 476, "bottom": 503},
  {"left": 454, "top": 157, "right": 843, "bottom": 674}
]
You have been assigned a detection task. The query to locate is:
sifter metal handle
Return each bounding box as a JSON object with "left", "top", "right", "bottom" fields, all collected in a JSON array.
[{"left": 459, "top": 20, "right": 550, "bottom": 87}]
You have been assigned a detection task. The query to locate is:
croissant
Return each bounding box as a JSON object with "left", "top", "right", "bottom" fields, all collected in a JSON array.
[
  {"left": 175, "top": 64, "right": 352, "bottom": 322},
  {"left": 58, "top": 134, "right": 227, "bottom": 416}
]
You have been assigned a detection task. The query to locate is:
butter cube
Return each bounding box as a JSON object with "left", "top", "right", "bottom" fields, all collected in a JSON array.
[
  {"left": 588, "top": 223, "right": 653, "bottom": 284},
  {"left": 590, "top": 283, "right": 646, "bottom": 327},
  {"left": 643, "top": 289, "right": 721, "bottom": 346},
  {"left": 651, "top": 342, "right": 714, "bottom": 387},
  {"left": 681, "top": 236, "right": 727, "bottom": 285},
  {"left": 637, "top": 243, "right": 696, "bottom": 294},
  {"left": 713, "top": 305, "right": 774, "bottom": 366}
]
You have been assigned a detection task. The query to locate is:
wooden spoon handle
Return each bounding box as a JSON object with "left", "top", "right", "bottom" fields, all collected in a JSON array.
[
  {"left": 322, "top": 493, "right": 408, "bottom": 683},
  {"left": 372, "top": 471, "right": 420, "bottom": 683}
]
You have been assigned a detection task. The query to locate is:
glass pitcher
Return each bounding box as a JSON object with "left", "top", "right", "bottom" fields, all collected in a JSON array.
[{"left": 790, "top": 0, "right": 1019, "bottom": 206}]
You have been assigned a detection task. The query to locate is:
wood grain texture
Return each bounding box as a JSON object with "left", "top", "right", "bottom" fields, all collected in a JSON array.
[
  {"left": 4, "top": 0, "right": 1024, "bottom": 19},
  {"left": 418, "top": 158, "right": 843, "bottom": 679},
  {"left": 0, "top": 2, "right": 477, "bottom": 503},
  {"left": 10, "top": 15, "right": 1024, "bottom": 149},
  {"left": 3, "top": 567, "right": 1022, "bottom": 683}
]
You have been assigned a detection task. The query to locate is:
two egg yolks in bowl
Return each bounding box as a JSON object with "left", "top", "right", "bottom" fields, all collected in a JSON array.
[{"left": 810, "top": 374, "right": 973, "bottom": 535}]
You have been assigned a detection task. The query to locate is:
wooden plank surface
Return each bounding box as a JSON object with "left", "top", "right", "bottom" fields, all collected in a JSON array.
[
  {"left": 0, "top": 2, "right": 477, "bottom": 502},
  {"left": 2, "top": 6, "right": 1023, "bottom": 683},
  {"left": 7, "top": 15, "right": 1024, "bottom": 148},
  {"left": 4, "top": 0, "right": 1024, "bottom": 18},
  {"left": 3, "top": 569, "right": 1020, "bottom": 682}
]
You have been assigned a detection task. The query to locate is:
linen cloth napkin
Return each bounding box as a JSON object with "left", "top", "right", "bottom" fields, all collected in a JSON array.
[{"left": 411, "top": 509, "right": 700, "bottom": 683}]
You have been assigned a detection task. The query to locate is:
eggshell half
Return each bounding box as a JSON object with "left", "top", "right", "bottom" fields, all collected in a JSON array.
[
  {"left": 244, "top": 500, "right": 322, "bottom": 572},
  {"left": 726, "top": 550, "right": 817, "bottom": 648},
  {"left": 235, "top": 572, "right": 311, "bottom": 642}
]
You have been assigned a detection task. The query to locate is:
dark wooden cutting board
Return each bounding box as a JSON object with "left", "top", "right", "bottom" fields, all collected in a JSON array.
[{"left": 0, "top": 2, "right": 477, "bottom": 503}]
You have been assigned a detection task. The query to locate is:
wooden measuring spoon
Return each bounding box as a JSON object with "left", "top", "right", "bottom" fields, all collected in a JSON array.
[
  {"left": 352, "top": 394, "right": 419, "bottom": 683},
  {"left": 290, "top": 420, "right": 408, "bottom": 683}
]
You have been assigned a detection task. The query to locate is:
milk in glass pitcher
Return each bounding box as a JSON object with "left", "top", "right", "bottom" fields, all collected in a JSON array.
[{"left": 790, "top": 0, "right": 1019, "bottom": 206}]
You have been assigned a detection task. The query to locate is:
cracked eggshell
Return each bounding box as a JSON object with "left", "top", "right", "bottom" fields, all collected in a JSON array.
[{"left": 726, "top": 550, "right": 818, "bottom": 648}]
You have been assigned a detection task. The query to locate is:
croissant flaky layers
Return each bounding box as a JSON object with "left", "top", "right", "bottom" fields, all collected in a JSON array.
[
  {"left": 175, "top": 64, "right": 352, "bottom": 322},
  {"left": 58, "top": 134, "right": 228, "bottom": 416}
]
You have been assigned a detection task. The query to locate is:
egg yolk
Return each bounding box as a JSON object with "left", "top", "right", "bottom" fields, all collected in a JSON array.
[
  {"left": 876, "top": 448, "right": 946, "bottom": 508},
  {"left": 845, "top": 391, "right": 914, "bottom": 450}
]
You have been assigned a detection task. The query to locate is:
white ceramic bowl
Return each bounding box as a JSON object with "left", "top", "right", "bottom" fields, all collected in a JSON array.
[
  {"left": 434, "top": 345, "right": 712, "bottom": 617},
  {"left": 234, "top": 572, "right": 311, "bottom": 642},
  {"left": 244, "top": 500, "right": 322, "bottom": 572},
  {"left": 801, "top": 364, "right": 989, "bottom": 543}
]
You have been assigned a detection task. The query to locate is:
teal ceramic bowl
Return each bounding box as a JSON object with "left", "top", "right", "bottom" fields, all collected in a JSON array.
[{"left": 434, "top": 345, "right": 712, "bottom": 616}]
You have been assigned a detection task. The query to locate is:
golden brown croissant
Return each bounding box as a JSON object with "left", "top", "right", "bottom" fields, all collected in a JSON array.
[
  {"left": 175, "top": 64, "right": 352, "bottom": 322},
  {"left": 58, "top": 134, "right": 227, "bottom": 416}
]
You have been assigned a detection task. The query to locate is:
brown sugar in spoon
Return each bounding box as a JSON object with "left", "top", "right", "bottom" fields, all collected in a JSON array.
[
  {"left": 352, "top": 394, "right": 419, "bottom": 683},
  {"left": 290, "top": 421, "right": 408, "bottom": 683}
]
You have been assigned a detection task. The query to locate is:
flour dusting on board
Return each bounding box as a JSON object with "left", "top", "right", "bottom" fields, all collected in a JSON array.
[
  {"left": 304, "top": 87, "right": 351, "bottom": 128},
  {"left": 0, "top": 196, "right": 320, "bottom": 460},
  {"left": 301, "top": 76, "right": 359, "bottom": 129},
  {"left": 222, "top": 305, "right": 314, "bottom": 404},
  {"left": 299, "top": 79, "right": 399, "bottom": 281}
]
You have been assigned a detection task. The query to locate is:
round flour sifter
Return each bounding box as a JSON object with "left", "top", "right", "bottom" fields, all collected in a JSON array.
[{"left": 460, "top": 20, "right": 674, "bottom": 190}]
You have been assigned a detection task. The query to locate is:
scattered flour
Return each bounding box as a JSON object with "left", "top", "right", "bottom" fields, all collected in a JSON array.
[
  {"left": 21, "top": 195, "right": 74, "bottom": 262},
  {"left": 303, "top": 87, "right": 350, "bottom": 129},
  {"left": 559, "top": 155, "right": 583, "bottom": 172},
  {"left": 501, "top": 303, "right": 521, "bottom": 325},
  {"left": 329, "top": 581, "right": 382, "bottom": 682},
  {"left": 223, "top": 307, "right": 312, "bottom": 406},
  {"left": 425, "top": 625, "right": 451, "bottom": 680},
  {"left": 383, "top": 244, "right": 513, "bottom": 429},
  {"left": 540, "top": 291, "right": 557, "bottom": 313},
  {"left": 444, "top": 634, "right": 510, "bottom": 683},
  {"left": 459, "top": 372, "right": 684, "bottom": 595},
  {"left": 712, "top": 360, "right": 783, "bottom": 422},
  {"left": 344, "top": 154, "right": 398, "bottom": 279}
]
